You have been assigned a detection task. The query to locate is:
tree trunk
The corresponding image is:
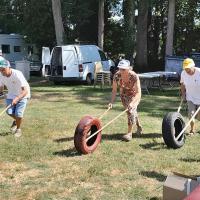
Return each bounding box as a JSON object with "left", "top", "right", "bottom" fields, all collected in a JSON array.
[
  {"left": 98, "top": 0, "right": 104, "bottom": 50},
  {"left": 51, "top": 0, "right": 64, "bottom": 45},
  {"left": 165, "top": 0, "right": 175, "bottom": 56},
  {"left": 123, "top": 0, "right": 135, "bottom": 64},
  {"left": 136, "top": 0, "right": 149, "bottom": 71}
]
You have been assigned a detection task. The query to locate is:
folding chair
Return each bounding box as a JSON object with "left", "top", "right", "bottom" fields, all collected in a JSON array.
[{"left": 94, "top": 62, "right": 111, "bottom": 88}]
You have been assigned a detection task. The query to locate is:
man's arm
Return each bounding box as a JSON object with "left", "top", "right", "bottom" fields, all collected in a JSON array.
[
  {"left": 12, "top": 86, "right": 28, "bottom": 105},
  {"left": 108, "top": 80, "right": 117, "bottom": 108},
  {"left": 180, "top": 82, "right": 186, "bottom": 100},
  {"left": 0, "top": 85, "right": 4, "bottom": 96}
]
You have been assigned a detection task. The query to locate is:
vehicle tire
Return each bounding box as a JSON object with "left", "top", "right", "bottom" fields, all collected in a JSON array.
[
  {"left": 162, "top": 112, "right": 185, "bottom": 149},
  {"left": 86, "top": 74, "right": 92, "bottom": 85},
  {"left": 74, "top": 116, "right": 102, "bottom": 154},
  {"left": 37, "top": 69, "right": 42, "bottom": 77},
  {"left": 53, "top": 81, "right": 61, "bottom": 85}
]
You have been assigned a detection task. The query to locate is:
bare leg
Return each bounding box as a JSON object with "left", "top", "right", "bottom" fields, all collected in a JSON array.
[
  {"left": 190, "top": 120, "right": 195, "bottom": 134},
  {"left": 136, "top": 117, "right": 143, "bottom": 135},
  {"left": 136, "top": 117, "right": 142, "bottom": 128},
  {"left": 128, "top": 124, "right": 133, "bottom": 133},
  {"left": 9, "top": 114, "right": 22, "bottom": 129},
  {"left": 15, "top": 117, "right": 22, "bottom": 129}
]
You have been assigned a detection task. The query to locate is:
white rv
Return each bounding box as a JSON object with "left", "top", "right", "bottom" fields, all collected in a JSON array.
[
  {"left": 0, "top": 34, "right": 28, "bottom": 64},
  {"left": 42, "top": 45, "right": 114, "bottom": 84},
  {"left": 0, "top": 34, "right": 41, "bottom": 73}
]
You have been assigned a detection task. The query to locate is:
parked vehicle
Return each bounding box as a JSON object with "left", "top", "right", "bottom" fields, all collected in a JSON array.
[
  {"left": 42, "top": 45, "right": 115, "bottom": 84},
  {"left": 29, "top": 60, "right": 42, "bottom": 75},
  {"left": 0, "top": 34, "right": 38, "bottom": 68},
  {"left": 27, "top": 55, "right": 42, "bottom": 76}
]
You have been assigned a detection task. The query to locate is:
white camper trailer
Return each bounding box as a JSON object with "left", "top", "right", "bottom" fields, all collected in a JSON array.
[
  {"left": 0, "top": 34, "right": 41, "bottom": 74},
  {"left": 42, "top": 45, "right": 115, "bottom": 84},
  {"left": 0, "top": 34, "right": 30, "bottom": 64}
]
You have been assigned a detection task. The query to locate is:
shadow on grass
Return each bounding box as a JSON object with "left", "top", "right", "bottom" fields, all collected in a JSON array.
[
  {"left": 0, "top": 131, "right": 11, "bottom": 136},
  {"left": 139, "top": 140, "right": 166, "bottom": 150},
  {"left": 140, "top": 171, "right": 166, "bottom": 182},
  {"left": 53, "top": 147, "right": 81, "bottom": 157},
  {"left": 133, "top": 133, "right": 162, "bottom": 139},
  {"left": 102, "top": 133, "right": 162, "bottom": 141},
  {"left": 148, "top": 197, "right": 161, "bottom": 200},
  {"left": 102, "top": 133, "right": 124, "bottom": 141},
  {"left": 53, "top": 136, "right": 74, "bottom": 143},
  {"left": 179, "top": 158, "right": 200, "bottom": 162}
]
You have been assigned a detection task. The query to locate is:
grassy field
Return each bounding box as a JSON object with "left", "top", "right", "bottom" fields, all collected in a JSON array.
[{"left": 0, "top": 77, "right": 199, "bottom": 200}]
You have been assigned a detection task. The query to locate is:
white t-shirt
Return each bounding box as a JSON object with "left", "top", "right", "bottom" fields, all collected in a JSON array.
[
  {"left": 180, "top": 67, "right": 200, "bottom": 104},
  {"left": 0, "top": 69, "right": 30, "bottom": 99}
]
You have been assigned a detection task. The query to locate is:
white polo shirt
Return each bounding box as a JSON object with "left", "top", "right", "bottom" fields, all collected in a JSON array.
[
  {"left": 0, "top": 69, "right": 30, "bottom": 99},
  {"left": 180, "top": 67, "right": 200, "bottom": 105}
]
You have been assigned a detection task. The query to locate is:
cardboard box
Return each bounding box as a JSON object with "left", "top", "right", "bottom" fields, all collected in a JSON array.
[{"left": 163, "top": 172, "right": 200, "bottom": 200}]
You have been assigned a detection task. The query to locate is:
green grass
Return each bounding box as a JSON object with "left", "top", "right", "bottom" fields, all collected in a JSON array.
[{"left": 0, "top": 77, "right": 199, "bottom": 200}]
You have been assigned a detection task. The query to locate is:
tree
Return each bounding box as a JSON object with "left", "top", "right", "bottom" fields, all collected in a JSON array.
[
  {"left": 174, "top": 0, "right": 200, "bottom": 54},
  {"left": 148, "top": 0, "right": 168, "bottom": 69},
  {"left": 98, "top": 0, "right": 104, "bottom": 49},
  {"left": 51, "top": 0, "right": 64, "bottom": 45},
  {"left": 122, "top": 0, "right": 136, "bottom": 63},
  {"left": 0, "top": 0, "right": 21, "bottom": 33},
  {"left": 136, "top": 0, "right": 149, "bottom": 71},
  {"left": 9, "top": 0, "right": 56, "bottom": 53},
  {"left": 165, "top": 0, "right": 175, "bottom": 56}
]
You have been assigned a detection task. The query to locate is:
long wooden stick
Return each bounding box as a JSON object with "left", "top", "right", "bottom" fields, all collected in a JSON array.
[
  {"left": 98, "top": 107, "right": 111, "bottom": 120},
  {"left": 177, "top": 99, "right": 183, "bottom": 113},
  {"left": 0, "top": 104, "right": 11, "bottom": 117},
  {"left": 176, "top": 106, "right": 200, "bottom": 141},
  {"left": 86, "top": 108, "right": 128, "bottom": 142}
]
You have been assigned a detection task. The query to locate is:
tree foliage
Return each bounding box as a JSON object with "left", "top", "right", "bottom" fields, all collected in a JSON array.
[{"left": 122, "top": 0, "right": 136, "bottom": 62}]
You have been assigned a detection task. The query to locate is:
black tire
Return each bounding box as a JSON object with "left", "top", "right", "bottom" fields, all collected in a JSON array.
[
  {"left": 53, "top": 81, "right": 61, "bottom": 85},
  {"left": 74, "top": 115, "right": 102, "bottom": 154},
  {"left": 162, "top": 112, "right": 185, "bottom": 149},
  {"left": 37, "top": 69, "right": 42, "bottom": 77},
  {"left": 86, "top": 74, "right": 92, "bottom": 85}
]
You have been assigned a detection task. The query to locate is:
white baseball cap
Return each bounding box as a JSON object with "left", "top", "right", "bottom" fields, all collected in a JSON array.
[
  {"left": 117, "top": 59, "right": 130, "bottom": 69},
  {"left": 0, "top": 56, "right": 10, "bottom": 68}
]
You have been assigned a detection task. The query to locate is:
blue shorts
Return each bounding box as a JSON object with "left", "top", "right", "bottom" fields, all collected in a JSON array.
[{"left": 6, "top": 98, "right": 28, "bottom": 118}]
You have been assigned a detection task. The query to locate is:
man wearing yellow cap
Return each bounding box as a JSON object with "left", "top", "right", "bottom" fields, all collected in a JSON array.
[{"left": 180, "top": 58, "right": 200, "bottom": 135}]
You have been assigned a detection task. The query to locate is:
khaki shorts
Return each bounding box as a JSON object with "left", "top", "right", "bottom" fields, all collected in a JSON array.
[{"left": 187, "top": 101, "right": 200, "bottom": 121}]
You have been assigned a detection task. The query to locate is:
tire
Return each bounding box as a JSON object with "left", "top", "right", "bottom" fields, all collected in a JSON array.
[
  {"left": 86, "top": 74, "right": 92, "bottom": 85},
  {"left": 53, "top": 81, "right": 61, "bottom": 85},
  {"left": 162, "top": 112, "right": 185, "bottom": 149},
  {"left": 74, "top": 116, "right": 102, "bottom": 154},
  {"left": 37, "top": 69, "right": 42, "bottom": 77}
]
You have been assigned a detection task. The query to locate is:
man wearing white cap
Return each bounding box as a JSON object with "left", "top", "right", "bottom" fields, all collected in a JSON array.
[
  {"left": 180, "top": 58, "right": 200, "bottom": 135},
  {"left": 108, "top": 59, "right": 142, "bottom": 141},
  {"left": 0, "top": 56, "right": 30, "bottom": 137}
]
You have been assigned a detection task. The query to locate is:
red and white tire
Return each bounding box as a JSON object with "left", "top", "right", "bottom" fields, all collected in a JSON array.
[{"left": 74, "top": 116, "right": 102, "bottom": 154}]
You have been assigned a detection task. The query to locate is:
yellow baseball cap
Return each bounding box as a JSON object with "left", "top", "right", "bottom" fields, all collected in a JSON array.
[{"left": 183, "top": 58, "right": 195, "bottom": 70}]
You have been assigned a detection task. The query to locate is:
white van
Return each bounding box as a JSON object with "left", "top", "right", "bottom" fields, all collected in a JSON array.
[{"left": 42, "top": 45, "right": 114, "bottom": 84}]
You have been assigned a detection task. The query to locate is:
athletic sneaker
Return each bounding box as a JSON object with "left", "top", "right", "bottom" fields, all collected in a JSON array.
[
  {"left": 14, "top": 129, "right": 22, "bottom": 138},
  {"left": 122, "top": 133, "right": 132, "bottom": 142},
  {"left": 10, "top": 121, "right": 17, "bottom": 134}
]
